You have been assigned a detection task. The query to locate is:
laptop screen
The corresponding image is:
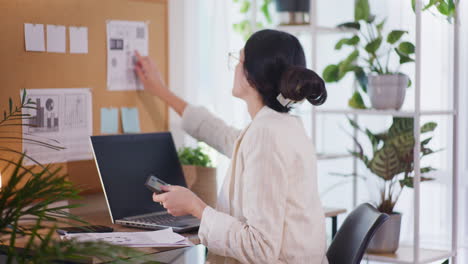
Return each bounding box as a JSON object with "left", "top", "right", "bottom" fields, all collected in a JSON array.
[{"left": 90, "top": 132, "right": 187, "bottom": 221}]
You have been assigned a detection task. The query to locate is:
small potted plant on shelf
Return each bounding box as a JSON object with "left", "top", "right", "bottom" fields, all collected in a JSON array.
[
  {"left": 178, "top": 145, "right": 217, "bottom": 208},
  {"left": 275, "top": 0, "right": 310, "bottom": 25},
  {"left": 348, "top": 117, "right": 439, "bottom": 253},
  {"left": 322, "top": 0, "right": 415, "bottom": 110}
]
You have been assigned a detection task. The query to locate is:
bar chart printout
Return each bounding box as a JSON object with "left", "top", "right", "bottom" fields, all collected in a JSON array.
[{"left": 22, "top": 88, "right": 93, "bottom": 165}]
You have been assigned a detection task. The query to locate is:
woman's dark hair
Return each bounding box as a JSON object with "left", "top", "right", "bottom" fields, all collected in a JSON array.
[{"left": 243, "top": 29, "right": 327, "bottom": 113}]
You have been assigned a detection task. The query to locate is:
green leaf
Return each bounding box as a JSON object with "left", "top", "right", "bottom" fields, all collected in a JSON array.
[
  {"left": 239, "top": 0, "right": 250, "bottom": 13},
  {"left": 387, "top": 30, "right": 407, "bottom": 44},
  {"left": 421, "top": 122, "right": 437, "bottom": 133},
  {"left": 348, "top": 117, "right": 361, "bottom": 130},
  {"left": 322, "top": 65, "right": 340, "bottom": 83},
  {"left": 395, "top": 48, "right": 415, "bottom": 64},
  {"left": 423, "top": 0, "right": 437, "bottom": 11},
  {"left": 337, "top": 22, "right": 361, "bottom": 30},
  {"left": 388, "top": 117, "right": 414, "bottom": 138},
  {"left": 399, "top": 175, "right": 434, "bottom": 188},
  {"left": 369, "top": 145, "right": 401, "bottom": 181},
  {"left": 335, "top": 36, "right": 360, "bottom": 50},
  {"left": 365, "top": 37, "right": 382, "bottom": 54},
  {"left": 261, "top": 0, "right": 272, "bottom": 24},
  {"left": 354, "top": 67, "right": 368, "bottom": 93},
  {"left": 421, "top": 137, "right": 433, "bottom": 146},
  {"left": 376, "top": 19, "right": 386, "bottom": 32},
  {"left": 354, "top": 0, "right": 370, "bottom": 21},
  {"left": 437, "top": 1, "right": 450, "bottom": 15},
  {"left": 338, "top": 50, "right": 359, "bottom": 79},
  {"left": 348, "top": 91, "right": 367, "bottom": 109},
  {"left": 399, "top": 41, "right": 415, "bottom": 54}
]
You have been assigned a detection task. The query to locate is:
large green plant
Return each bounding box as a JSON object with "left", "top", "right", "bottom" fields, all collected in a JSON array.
[
  {"left": 322, "top": 0, "right": 457, "bottom": 109},
  {"left": 178, "top": 146, "right": 213, "bottom": 168},
  {"left": 322, "top": 0, "right": 415, "bottom": 109},
  {"left": 0, "top": 92, "right": 159, "bottom": 263},
  {"left": 349, "top": 117, "right": 439, "bottom": 214}
]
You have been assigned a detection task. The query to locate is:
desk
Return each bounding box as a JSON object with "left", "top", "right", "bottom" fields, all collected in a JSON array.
[
  {"left": 4, "top": 193, "right": 346, "bottom": 263},
  {"left": 70, "top": 194, "right": 346, "bottom": 240},
  {"left": 324, "top": 207, "right": 347, "bottom": 239}
]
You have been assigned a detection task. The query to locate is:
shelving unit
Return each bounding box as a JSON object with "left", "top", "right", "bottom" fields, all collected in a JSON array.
[{"left": 248, "top": 0, "right": 460, "bottom": 263}]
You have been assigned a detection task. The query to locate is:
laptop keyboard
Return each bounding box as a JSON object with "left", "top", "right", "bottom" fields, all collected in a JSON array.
[{"left": 133, "top": 214, "right": 179, "bottom": 225}]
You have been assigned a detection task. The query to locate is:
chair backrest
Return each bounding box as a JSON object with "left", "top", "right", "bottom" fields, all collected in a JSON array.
[{"left": 326, "top": 203, "right": 389, "bottom": 264}]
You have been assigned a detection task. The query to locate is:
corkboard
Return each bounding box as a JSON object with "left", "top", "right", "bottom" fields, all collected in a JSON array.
[{"left": 0, "top": 0, "right": 169, "bottom": 193}]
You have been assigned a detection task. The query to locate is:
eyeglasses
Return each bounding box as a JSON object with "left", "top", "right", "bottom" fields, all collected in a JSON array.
[{"left": 228, "top": 51, "right": 241, "bottom": 71}]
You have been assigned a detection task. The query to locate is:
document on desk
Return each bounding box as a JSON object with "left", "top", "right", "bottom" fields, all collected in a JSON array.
[
  {"left": 62, "top": 228, "right": 192, "bottom": 248},
  {"left": 106, "top": 20, "right": 148, "bottom": 91}
]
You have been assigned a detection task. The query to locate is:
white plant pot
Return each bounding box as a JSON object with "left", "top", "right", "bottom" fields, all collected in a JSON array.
[
  {"left": 367, "top": 213, "right": 402, "bottom": 253},
  {"left": 368, "top": 74, "right": 408, "bottom": 110}
]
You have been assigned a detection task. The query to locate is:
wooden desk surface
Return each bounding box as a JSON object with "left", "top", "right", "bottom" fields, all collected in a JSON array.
[
  {"left": 5, "top": 193, "right": 347, "bottom": 263},
  {"left": 323, "top": 207, "right": 347, "bottom": 218}
]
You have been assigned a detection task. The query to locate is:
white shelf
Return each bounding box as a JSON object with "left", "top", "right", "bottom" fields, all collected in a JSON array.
[
  {"left": 275, "top": 25, "right": 356, "bottom": 34},
  {"left": 364, "top": 246, "right": 454, "bottom": 264},
  {"left": 314, "top": 108, "right": 456, "bottom": 117},
  {"left": 317, "top": 153, "right": 352, "bottom": 160}
]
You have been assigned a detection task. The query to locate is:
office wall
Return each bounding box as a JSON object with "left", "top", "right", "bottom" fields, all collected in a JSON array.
[{"left": 0, "top": 0, "right": 169, "bottom": 193}]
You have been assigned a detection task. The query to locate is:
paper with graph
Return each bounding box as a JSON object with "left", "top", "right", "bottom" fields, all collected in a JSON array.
[
  {"left": 62, "top": 228, "right": 192, "bottom": 248},
  {"left": 21, "top": 88, "right": 92, "bottom": 165},
  {"left": 106, "top": 20, "right": 149, "bottom": 91}
]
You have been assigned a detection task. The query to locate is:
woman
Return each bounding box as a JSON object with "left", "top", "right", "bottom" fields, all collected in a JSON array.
[{"left": 135, "top": 29, "right": 328, "bottom": 264}]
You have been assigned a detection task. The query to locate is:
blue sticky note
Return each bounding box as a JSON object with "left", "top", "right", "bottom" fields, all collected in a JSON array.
[
  {"left": 100, "top": 108, "right": 119, "bottom": 134},
  {"left": 121, "top": 107, "right": 141, "bottom": 134}
]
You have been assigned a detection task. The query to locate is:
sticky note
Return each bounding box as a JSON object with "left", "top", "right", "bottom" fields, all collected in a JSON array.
[
  {"left": 69, "top": 26, "right": 88, "bottom": 54},
  {"left": 46, "top": 24, "right": 66, "bottom": 53},
  {"left": 121, "top": 107, "right": 141, "bottom": 134},
  {"left": 101, "top": 108, "right": 119, "bottom": 134},
  {"left": 24, "top": 23, "right": 45, "bottom": 52}
]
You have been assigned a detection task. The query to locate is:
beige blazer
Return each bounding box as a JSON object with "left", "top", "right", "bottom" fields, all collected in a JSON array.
[{"left": 182, "top": 104, "right": 328, "bottom": 264}]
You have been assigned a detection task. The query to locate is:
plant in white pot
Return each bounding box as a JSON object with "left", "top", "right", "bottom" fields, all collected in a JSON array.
[
  {"left": 178, "top": 145, "right": 217, "bottom": 208},
  {"left": 322, "top": 0, "right": 415, "bottom": 110},
  {"left": 348, "top": 117, "right": 440, "bottom": 253},
  {"left": 274, "top": 0, "right": 310, "bottom": 25}
]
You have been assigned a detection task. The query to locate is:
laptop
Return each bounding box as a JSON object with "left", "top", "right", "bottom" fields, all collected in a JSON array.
[{"left": 90, "top": 132, "right": 200, "bottom": 233}]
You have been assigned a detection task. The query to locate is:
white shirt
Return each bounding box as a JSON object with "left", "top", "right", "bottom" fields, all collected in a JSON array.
[{"left": 182, "top": 104, "right": 328, "bottom": 264}]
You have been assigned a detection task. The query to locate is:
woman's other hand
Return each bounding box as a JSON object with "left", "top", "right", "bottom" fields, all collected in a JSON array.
[
  {"left": 134, "top": 51, "right": 187, "bottom": 116},
  {"left": 153, "top": 185, "right": 207, "bottom": 219},
  {"left": 134, "top": 51, "right": 168, "bottom": 97}
]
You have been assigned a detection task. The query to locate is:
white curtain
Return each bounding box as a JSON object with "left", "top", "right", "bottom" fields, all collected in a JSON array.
[{"left": 169, "top": 0, "right": 250, "bottom": 190}]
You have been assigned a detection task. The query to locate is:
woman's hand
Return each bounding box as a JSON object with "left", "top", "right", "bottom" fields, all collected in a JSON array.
[
  {"left": 134, "top": 50, "right": 188, "bottom": 116},
  {"left": 134, "top": 51, "right": 169, "bottom": 97},
  {"left": 153, "top": 185, "right": 207, "bottom": 219}
]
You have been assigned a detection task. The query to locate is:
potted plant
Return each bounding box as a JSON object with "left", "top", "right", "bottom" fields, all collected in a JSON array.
[
  {"left": 275, "top": 0, "right": 310, "bottom": 25},
  {"left": 322, "top": 0, "right": 415, "bottom": 110},
  {"left": 0, "top": 91, "right": 158, "bottom": 263},
  {"left": 178, "top": 146, "right": 217, "bottom": 208},
  {"left": 348, "top": 117, "right": 439, "bottom": 253}
]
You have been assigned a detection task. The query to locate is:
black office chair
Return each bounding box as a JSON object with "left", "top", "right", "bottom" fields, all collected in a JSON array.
[{"left": 326, "top": 203, "right": 389, "bottom": 264}]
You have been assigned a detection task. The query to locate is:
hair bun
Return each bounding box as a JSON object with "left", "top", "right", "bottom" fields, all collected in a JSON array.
[{"left": 279, "top": 65, "right": 327, "bottom": 106}]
